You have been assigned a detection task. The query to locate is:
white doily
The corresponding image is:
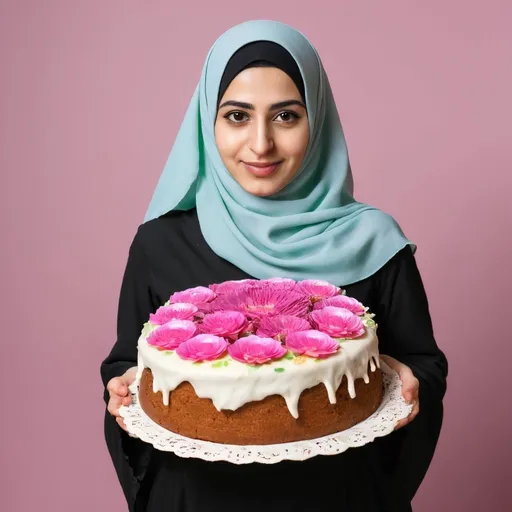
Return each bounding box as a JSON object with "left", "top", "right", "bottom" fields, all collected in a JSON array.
[{"left": 119, "top": 360, "right": 412, "bottom": 464}]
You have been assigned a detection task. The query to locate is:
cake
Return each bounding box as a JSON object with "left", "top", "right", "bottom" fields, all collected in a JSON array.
[{"left": 134, "top": 278, "right": 383, "bottom": 445}]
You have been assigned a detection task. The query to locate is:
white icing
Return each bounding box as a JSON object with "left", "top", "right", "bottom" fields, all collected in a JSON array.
[{"left": 135, "top": 322, "right": 380, "bottom": 419}]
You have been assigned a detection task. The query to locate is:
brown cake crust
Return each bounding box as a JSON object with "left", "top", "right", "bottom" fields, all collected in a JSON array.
[{"left": 138, "top": 365, "right": 383, "bottom": 445}]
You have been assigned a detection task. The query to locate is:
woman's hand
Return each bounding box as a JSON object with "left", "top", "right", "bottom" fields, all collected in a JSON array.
[
  {"left": 380, "top": 355, "right": 420, "bottom": 430},
  {"left": 106, "top": 366, "right": 137, "bottom": 432}
]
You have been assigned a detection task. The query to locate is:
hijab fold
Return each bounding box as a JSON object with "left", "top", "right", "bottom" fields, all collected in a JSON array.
[{"left": 144, "top": 20, "right": 415, "bottom": 285}]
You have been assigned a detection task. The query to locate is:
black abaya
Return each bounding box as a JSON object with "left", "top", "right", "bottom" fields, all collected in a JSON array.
[{"left": 100, "top": 209, "right": 448, "bottom": 512}]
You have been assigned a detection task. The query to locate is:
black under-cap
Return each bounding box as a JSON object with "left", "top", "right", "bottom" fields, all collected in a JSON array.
[{"left": 217, "top": 41, "right": 305, "bottom": 108}]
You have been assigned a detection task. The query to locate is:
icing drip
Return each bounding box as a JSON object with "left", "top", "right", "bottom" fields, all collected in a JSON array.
[{"left": 135, "top": 327, "right": 380, "bottom": 419}]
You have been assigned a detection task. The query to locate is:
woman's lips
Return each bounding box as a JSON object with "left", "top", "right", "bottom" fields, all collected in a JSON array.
[{"left": 243, "top": 161, "right": 282, "bottom": 177}]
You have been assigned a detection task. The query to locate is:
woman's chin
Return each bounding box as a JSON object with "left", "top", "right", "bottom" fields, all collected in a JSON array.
[
  {"left": 232, "top": 171, "right": 294, "bottom": 198},
  {"left": 239, "top": 179, "right": 285, "bottom": 197}
]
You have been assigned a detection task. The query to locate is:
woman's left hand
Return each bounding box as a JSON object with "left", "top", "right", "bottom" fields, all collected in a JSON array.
[{"left": 380, "top": 354, "right": 420, "bottom": 430}]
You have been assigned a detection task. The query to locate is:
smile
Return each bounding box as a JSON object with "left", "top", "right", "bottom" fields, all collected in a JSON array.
[{"left": 242, "top": 161, "right": 283, "bottom": 177}]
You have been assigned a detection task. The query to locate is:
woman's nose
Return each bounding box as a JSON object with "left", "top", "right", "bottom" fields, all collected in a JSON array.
[{"left": 249, "top": 121, "right": 274, "bottom": 156}]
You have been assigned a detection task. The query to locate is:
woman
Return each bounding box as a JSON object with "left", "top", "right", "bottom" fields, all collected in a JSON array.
[{"left": 101, "top": 20, "right": 448, "bottom": 512}]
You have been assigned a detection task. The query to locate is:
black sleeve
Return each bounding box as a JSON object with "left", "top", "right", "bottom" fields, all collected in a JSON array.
[
  {"left": 374, "top": 246, "right": 448, "bottom": 404},
  {"left": 100, "top": 230, "right": 160, "bottom": 511},
  {"left": 101, "top": 231, "right": 160, "bottom": 389},
  {"left": 372, "top": 246, "right": 448, "bottom": 506}
]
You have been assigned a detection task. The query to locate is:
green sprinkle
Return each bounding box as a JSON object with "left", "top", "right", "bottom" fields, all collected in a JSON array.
[
  {"left": 284, "top": 351, "right": 295, "bottom": 360},
  {"left": 141, "top": 322, "right": 152, "bottom": 336},
  {"left": 163, "top": 351, "right": 173, "bottom": 356},
  {"left": 274, "top": 367, "right": 285, "bottom": 373},
  {"left": 223, "top": 360, "right": 229, "bottom": 367},
  {"left": 211, "top": 361, "right": 223, "bottom": 368}
]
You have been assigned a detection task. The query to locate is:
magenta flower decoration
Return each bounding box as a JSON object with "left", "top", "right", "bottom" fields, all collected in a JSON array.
[
  {"left": 170, "top": 286, "right": 216, "bottom": 307},
  {"left": 261, "top": 277, "right": 297, "bottom": 290},
  {"left": 285, "top": 330, "right": 340, "bottom": 358},
  {"left": 211, "top": 288, "right": 310, "bottom": 319},
  {"left": 209, "top": 279, "right": 260, "bottom": 294},
  {"left": 228, "top": 335, "right": 287, "bottom": 365},
  {"left": 296, "top": 279, "right": 341, "bottom": 302},
  {"left": 149, "top": 303, "right": 198, "bottom": 325},
  {"left": 313, "top": 295, "right": 366, "bottom": 316},
  {"left": 243, "top": 320, "right": 257, "bottom": 336},
  {"left": 147, "top": 319, "right": 197, "bottom": 350},
  {"left": 176, "top": 334, "right": 228, "bottom": 362},
  {"left": 199, "top": 311, "right": 248, "bottom": 340},
  {"left": 310, "top": 306, "right": 365, "bottom": 338},
  {"left": 256, "top": 315, "right": 311, "bottom": 342}
]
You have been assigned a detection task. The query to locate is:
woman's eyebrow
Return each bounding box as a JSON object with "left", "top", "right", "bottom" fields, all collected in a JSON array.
[
  {"left": 218, "top": 99, "right": 306, "bottom": 110},
  {"left": 218, "top": 100, "right": 254, "bottom": 110},
  {"left": 269, "top": 100, "right": 306, "bottom": 111}
]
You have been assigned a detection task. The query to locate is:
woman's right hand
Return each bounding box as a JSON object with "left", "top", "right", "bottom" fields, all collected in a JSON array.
[{"left": 106, "top": 366, "right": 137, "bottom": 432}]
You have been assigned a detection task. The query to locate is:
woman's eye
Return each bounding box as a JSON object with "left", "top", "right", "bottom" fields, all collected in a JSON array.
[
  {"left": 226, "top": 111, "right": 249, "bottom": 123},
  {"left": 275, "top": 111, "right": 299, "bottom": 123}
]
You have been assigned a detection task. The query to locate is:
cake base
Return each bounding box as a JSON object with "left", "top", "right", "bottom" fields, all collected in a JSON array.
[{"left": 138, "top": 365, "right": 383, "bottom": 445}]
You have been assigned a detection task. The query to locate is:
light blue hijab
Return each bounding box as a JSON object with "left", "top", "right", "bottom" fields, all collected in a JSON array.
[{"left": 144, "top": 20, "right": 415, "bottom": 285}]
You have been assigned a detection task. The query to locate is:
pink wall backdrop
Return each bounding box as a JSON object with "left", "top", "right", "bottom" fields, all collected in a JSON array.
[{"left": 2, "top": 1, "right": 511, "bottom": 510}]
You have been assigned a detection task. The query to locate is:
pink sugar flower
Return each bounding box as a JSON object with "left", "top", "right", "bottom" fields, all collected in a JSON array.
[
  {"left": 260, "top": 277, "right": 297, "bottom": 290},
  {"left": 313, "top": 295, "right": 366, "bottom": 316},
  {"left": 310, "top": 306, "right": 365, "bottom": 338},
  {"left": 285, "top": 330, "right": 340, "bottom": 358},
  {"left": 210, "top": 287, "right": 310, "bottom": 319},
  {"left": 295, "top": 279, "right": 341, "bottom": 302},
  {"left": 256, "top": 315, "right": 311, "bottom": 342},
  {"left": 170, "top": 286, "right": 216, "bottom": 306},
  {"left": 176, "top": 334, "right": 228, "bottom": 362},
  {"left": 228, "top": 335, "right": 287, "bottom": 365},
  {"left": 243, "top": 320, "right": 256, "bottom": 336},
  {"left": 149, "top": 303, "right": 198, "bottom": 325},
  {"left": 199, "top": 311, "right": 249, "bottom": 340},
  {"left": 147, "top": 319, "right": 197, "bottom": 350},
  {"left": 209, "top": 279, "right": 260, "bottom": 294}
]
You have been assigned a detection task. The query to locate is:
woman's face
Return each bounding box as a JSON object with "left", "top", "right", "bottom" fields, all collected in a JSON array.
[{"left": 215, "top": 66, "right": 309, "bottom": 197}]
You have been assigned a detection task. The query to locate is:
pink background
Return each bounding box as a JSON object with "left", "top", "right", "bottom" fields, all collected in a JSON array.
[{"left": 2, "top": 1, "right": 511, "bottom": 510}]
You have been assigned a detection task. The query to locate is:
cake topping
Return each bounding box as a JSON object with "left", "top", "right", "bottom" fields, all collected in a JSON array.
[
  {"left": 199, "top": 311, "right": 249, "bottom": 340},
  {"left": 170, "top": 286, "right": 216, "bottom": 307},
  {"left": 295, "top": 279, "right": 341, "bottom": 302},
  {"left": 209, "top": 279, "right": 260, "bottom": 294},
  {"left": 310, "top": 306, "right": 365, "bottom": 338},
  {"left": 285, "top": 330, "right": 340, "bottom": 358},
  {"left": 147, "top": 319, "right": 197, "bottom": 350},
  {"left": 210, "top": 286, "right": 310, "bottom": 319},
  {"left": 228, "top": 335, "right": 287, "bottom": 365},
  {"left": 150, "top": 303, "right": 199, "bottom": 324},
  {"left": 256, "top": 314, "right": 311, "bottom": 341},
  {"left": 313, "top": 295, "right": 366, "bottom": 316},
  {"left": 175, "top": 334, "right": 229, "bottom": 362},
  {"left": 260, "top": 277, "right": 297, "bottom": 289}
]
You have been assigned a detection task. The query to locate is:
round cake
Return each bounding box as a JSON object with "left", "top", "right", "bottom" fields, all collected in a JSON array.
[{"left": 134, "top": 278, "right": 383, "bottom": 445}]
